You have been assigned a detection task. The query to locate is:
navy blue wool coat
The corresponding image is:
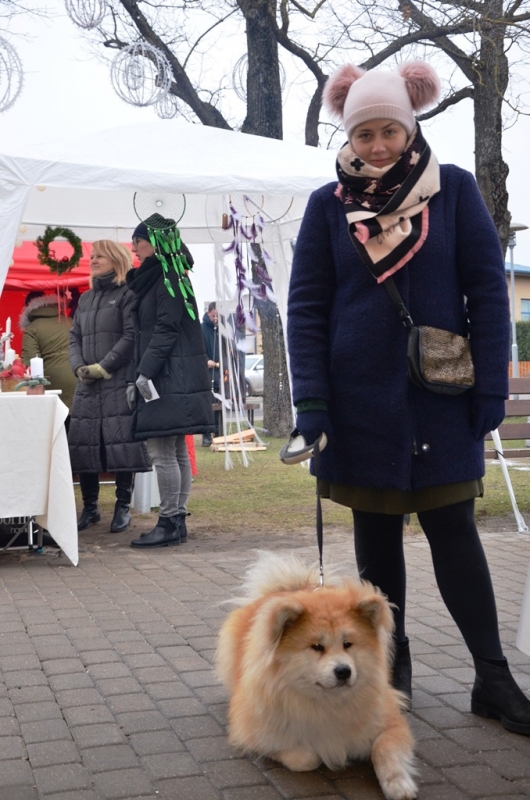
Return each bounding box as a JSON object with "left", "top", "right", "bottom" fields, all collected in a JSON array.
[{"left": 287, "top": 165, "right": 510, "bottom": 491}]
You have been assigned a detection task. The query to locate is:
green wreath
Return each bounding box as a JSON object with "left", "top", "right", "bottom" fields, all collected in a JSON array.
[{"left": 36, "top": 226, "right": 83, "bottom": 274}]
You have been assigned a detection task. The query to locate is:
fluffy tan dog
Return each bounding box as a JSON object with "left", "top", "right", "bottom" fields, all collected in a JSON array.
[{"left": 216, "top": 552, "right": 417, "bottom": 800}]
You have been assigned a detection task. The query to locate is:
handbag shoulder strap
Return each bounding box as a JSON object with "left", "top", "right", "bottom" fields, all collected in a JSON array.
[{"left": 383, "top": 277, "right": 414, "bottom": 329}]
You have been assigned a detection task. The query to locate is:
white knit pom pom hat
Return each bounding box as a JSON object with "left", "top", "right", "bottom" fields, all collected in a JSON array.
[{"left": 323, "top": 61, "right": 441, "bottom": 138}]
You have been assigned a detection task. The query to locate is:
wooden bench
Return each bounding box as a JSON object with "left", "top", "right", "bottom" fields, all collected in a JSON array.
[
  {"left": 485, "top": 377, "right": 530, "bottom": 459},
  {"left": 212, "top": 399, "right": 262, "bottom": 426}
]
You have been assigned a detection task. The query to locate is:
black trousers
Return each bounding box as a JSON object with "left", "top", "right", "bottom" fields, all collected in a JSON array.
[
  {"left": 353, "top": 499, "right": 503, "bottom": 661},
  {"left": 79, "top": 472, "right": 134, "bottom": 507}
]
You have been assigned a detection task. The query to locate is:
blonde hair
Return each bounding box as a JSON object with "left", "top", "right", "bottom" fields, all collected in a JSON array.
[{"left": 90, "top": 240, "right": 133, "bottom": 286}]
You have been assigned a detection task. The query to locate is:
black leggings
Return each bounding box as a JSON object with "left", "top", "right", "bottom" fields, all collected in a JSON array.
[{"left": 353, "top": 499, "right": 503, "bottom": 660}]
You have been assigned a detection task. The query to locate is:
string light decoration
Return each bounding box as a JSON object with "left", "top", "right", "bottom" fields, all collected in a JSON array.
[
  {"left": 0, "top": 37, "right": 23, "bottom": 113},
  {"left": 232, "top": 54, "right": 286, "bottom": 102},
  {"left": 64, "top": 0, "right": 107, "bottom": 29},
  {"left": 110, "top": 41, "right": 172, "bottom": 107},
  {"left": 155, "top": 92, "right": 179, "bottom": 119}
]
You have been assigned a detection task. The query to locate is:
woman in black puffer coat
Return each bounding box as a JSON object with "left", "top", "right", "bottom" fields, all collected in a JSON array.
[
  {"left": 126, "top": 217, "right": 214, "bottom": 549},
  {"left": 69, "top": 240, "right": 151, "bottom": 534}
]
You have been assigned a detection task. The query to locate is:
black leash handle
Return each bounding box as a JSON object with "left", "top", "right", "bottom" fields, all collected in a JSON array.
[{"left": 313, "top": 438, "right": 324, "bottom": 586}]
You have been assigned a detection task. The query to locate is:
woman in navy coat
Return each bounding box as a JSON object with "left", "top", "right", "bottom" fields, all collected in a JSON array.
[{"left": 287, "top": 60, "right": 530, "bottom": 731}]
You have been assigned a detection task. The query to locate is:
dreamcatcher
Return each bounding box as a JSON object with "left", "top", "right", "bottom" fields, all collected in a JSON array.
[
  {"left": 111, "top": 41, "right": 172, "bottom": 107},
  {"left": 64, "top": 0, "right": 107, "bottom": 29},
  {"left": 133, "top": 194, "right": 195, "bottom": 318},
  {"left": 133, "top": 191, "right": 186, "bottom": 225},
  {"left": 0, "top": 36, "right": 23, "bottom": 113}
]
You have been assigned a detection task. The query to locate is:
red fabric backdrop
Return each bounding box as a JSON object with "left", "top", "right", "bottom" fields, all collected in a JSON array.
[{"left": 0, "top": 241, "right": 124, "bottom": 354}]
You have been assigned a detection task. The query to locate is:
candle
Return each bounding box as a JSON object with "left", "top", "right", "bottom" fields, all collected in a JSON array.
[
  {"left": 5, "top": 317, "right": 11, "bottom": 336},
  {"left": 30, "top": 356, "right": 44, "bottom": 377},
  {"left": 4, "top": 347, "right": 15, "bottom": 366}
]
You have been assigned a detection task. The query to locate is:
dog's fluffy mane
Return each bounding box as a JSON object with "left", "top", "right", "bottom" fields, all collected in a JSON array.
[{"left": 233, "top": 550, "right": 356, "bottom": 604}]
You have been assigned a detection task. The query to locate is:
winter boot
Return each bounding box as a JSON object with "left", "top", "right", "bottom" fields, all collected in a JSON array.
[
  {"left": 110, "top": 472, "right": 133, "bottom": 533},
  {"left": 175, "top": 511, "right": 190, "bottom": 542},
  {"left": 471, "top": 656, "right": 530, "bottom": 734},
  {"left": 130, "top": 516, "right": 181, "bottom": 548},
  {"left": 392, "top": 638, "right": 412, "bottom": 709},
  {"left": 78, "top": 472, "right": 101, "bottom": 531},
  {"left": 110, "top": 504, "right": 131, "bottom": 533},
  {"left": 77, "top": 504, "right": 101, "bottom": 531}
]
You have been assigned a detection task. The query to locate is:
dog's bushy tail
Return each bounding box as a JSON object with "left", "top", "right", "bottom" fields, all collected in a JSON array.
[{"left": 237, "top": 550, "right": 345, "bottom": 600}]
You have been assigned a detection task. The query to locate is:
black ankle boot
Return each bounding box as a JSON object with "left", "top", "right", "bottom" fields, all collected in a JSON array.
[
  {"left": 175, "top": 511, "right": 189, "bottom": 542},
  {"left": 77, "top": 504, "right": 101, "bottom": 531},
  {"left": 110, "top": 503, "right": 131, "bottom": 533},
  {"left": 392, "top": 638, "right": 412, "bottom": 709},
  {"left": 471, "top": 656, "right": 530, "bottom": 734},
  {"left": 130, "top": 516, "right": 180, "bottom": 548}
]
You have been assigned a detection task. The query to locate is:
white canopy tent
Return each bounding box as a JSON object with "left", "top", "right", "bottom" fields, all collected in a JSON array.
[{"left": 0, "top": 120, "right": 336, "bottom": 323}]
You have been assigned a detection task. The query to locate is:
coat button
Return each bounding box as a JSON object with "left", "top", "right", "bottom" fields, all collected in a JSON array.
[{"left": 421, "top": 443, "right": 430, "bottom": 452}]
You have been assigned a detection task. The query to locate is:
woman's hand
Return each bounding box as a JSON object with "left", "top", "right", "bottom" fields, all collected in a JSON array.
[
  {"left": 136, "top": 374, "right": 153, "bottom": 401},
  {"left": 470, "top": 395, "right": 506, "bottom": 441},
  {"left": 76, "top": 366, "right": 95, "bottom": 386},
  {"left": 126, "top": 383, "right": 136, "bottom": 410},
  {"left": 295, "top": 410, "right": 333, "bottom": 446},
  {"left": 80, "top": 364, "right": 112, "bottom": 380}
]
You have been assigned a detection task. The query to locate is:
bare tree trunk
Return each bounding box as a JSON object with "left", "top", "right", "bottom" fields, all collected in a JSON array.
[
  {"left": 474, "top": 4, "right": 510, "bottom": 253},
  {"left": 238, "top": 0, "right": 282, "bottom": 139},
  {"left": 237, "top": 0, "right": 292, "bottom": 436},
  {"left": 257, "top": 304, "right": 293, "bottom": 437}
]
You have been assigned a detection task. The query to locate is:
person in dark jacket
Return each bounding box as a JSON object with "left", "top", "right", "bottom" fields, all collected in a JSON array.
[
  {"left": 287, "top": 61, "right": 530, "bottom": 731},
  {"left": 201, "top": 301, "right": 220, "bottom": 446},
  {"left": 69, "top": 240, "right": 151, "bottom": 533},
  {"left": 126, "top": 215, "right": 214, "bottom": 548}
]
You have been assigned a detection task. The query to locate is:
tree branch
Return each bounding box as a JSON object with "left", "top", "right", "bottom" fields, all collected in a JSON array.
[
  {"left": 417, "top": 85, "right": 474, "bottom": 119},
  {"left": 117, "top": 0, "right": 231, "bottom": 129},
  {"left": 289, "top": 0, "right": 329, "bottom": 19}
]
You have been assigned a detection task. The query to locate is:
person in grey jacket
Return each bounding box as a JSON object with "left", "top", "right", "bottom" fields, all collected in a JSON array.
[{"left": 69, "top": 240, "right": 151, "bottom": 533}]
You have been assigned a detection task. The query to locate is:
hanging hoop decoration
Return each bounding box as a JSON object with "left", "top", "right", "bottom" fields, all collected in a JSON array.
[
  {"left": 64, "top": 0, "right": 107, "bottom": 29},
  {"left": 0, "top": 36, "right": 23, "bottom": 113},
  {"left": 232, "top": 54, "right": 286, "bottom": 103},
  {"left": 133, "top": 191, "right": 186, "bottom": 224},
  {"left": 110, "top": 41, "right": 172, "bottom": 107},
  {"left": 155, "top": 92, "right": 179, "bottom": 119},
  {"left": 36, "top": 226, "right": 83, "bottom": 275}
]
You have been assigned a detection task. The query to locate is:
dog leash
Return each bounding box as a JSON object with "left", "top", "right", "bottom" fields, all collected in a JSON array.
[{"left": 313, "top": 440, "right": 324, "bottom": 586}]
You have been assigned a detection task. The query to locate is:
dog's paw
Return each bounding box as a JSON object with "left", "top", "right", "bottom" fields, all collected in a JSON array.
[
  {"left": 380, "top": 772, "right": 418, "bottom": 800},
  {"left": 273, "top": 747, "right": 321, "bottom": 771}
]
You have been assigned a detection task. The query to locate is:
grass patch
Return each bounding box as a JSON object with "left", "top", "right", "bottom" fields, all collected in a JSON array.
[{"left": 85, "top": 436, "right": 530, "bottom": 535}]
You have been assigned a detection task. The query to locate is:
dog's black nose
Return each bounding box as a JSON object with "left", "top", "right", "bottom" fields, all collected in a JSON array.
[{"left": 334, "top": 665, "right": 351, "bottom": 681}]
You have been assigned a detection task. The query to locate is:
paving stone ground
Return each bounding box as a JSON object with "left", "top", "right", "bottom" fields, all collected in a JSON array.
[{"left": 1, "top": 515, "right": 530, "bottom": 800}]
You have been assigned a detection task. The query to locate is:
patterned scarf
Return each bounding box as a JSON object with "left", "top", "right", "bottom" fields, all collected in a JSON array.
[{"left": 336, "top": 124, "right": 440, "bottom": 283}]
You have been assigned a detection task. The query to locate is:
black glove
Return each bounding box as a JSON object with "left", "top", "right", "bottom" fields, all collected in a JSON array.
[
  {"left": 470, "top": 395, "right": 505, "bottom": 441},
  {"left": 126, "top": 383, "right": 136, "bottom": 410},
  {"left": 295, "top": 410, "right": 333, "bottom": 446}
]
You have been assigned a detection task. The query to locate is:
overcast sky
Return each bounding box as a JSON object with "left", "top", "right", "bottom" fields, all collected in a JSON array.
[{"left": 2, "top": 0, "right": 530, "bottom": 280}]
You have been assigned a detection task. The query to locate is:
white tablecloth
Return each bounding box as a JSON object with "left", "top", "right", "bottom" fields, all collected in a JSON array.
[{"left": 0, "top": 393, "right": 78, "bottom": 565}]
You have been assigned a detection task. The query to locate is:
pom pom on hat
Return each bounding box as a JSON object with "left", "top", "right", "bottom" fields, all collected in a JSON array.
[
  {"left": 323, "top": 64, "right": 365, "bottom": 118},
  {"left": 398, "top": 61, "right": 441, "bottom": 111},
  {"left": 324, "top": 60, "right": 441, "bottom": 138}
]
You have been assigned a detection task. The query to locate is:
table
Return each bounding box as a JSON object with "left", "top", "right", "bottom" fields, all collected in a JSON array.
[{"left": 0, "top": 394, "right": 78, "bottom": 565}]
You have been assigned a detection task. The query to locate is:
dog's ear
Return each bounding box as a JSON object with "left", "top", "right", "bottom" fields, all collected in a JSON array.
[
  {"left": 263, "top": 597, "right": 306, "bottom": 646},
  {"left": 355, "top": 593, "right": 394, "bottom": 634}
]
